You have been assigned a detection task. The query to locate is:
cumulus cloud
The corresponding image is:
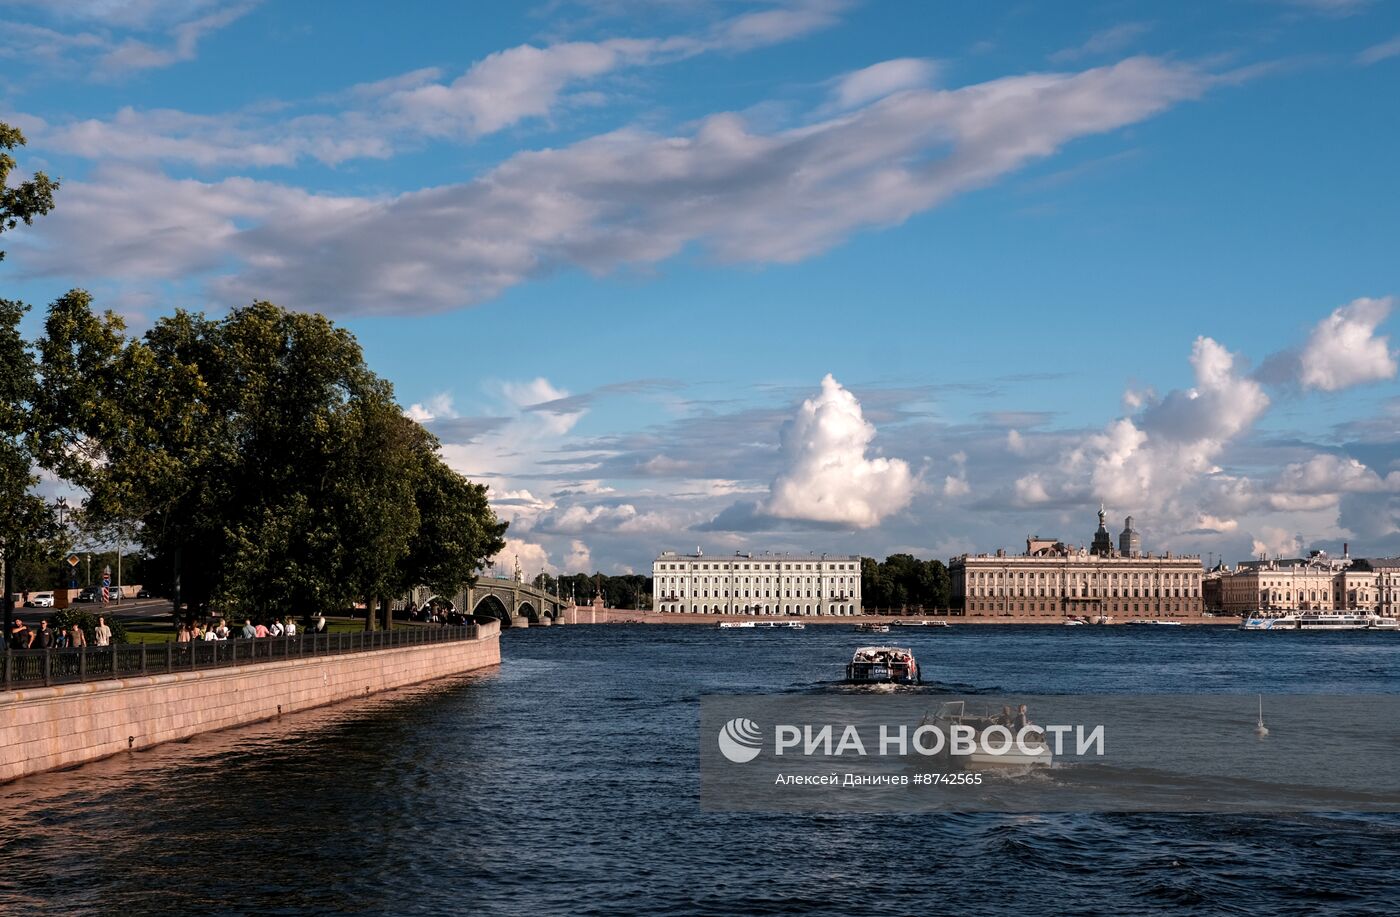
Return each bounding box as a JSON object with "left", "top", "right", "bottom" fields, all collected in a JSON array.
[
  {"left": 1250, "top": 526, "right": 1303, "bottom": 559},
  {"left": 1298, "top": 296, "right": 1397, "bottom": 391},
  {"left": 565, "top": 539, "right": 593, "bottom": 573},
  {"left": 764, "top": 374, "right": 914, "bottom": 528},
  {"left": 17, "top": 56, "right": 1210, "bottom": 315},
  {"left": 942, "top": 451, "right": 970, "bottom": 497},
  {"left": 491, "top": 537, "right": 555, "bottom": 578},
  {"left": 1013, "top": 336, "right": 1269, "bottom": 528}
]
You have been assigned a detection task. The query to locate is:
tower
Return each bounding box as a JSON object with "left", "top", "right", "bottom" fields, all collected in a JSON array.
[
  {"left": 1119, "top": 515, "right": 1141, "bottom": 557},
  {"left": 1090, "top": 504, "right": 1114, "bottom": 557}
]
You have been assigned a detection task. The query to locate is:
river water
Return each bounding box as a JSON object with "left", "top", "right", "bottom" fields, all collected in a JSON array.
[{"left": 2, "top": 624, "right": 1399, "bottom": 915}]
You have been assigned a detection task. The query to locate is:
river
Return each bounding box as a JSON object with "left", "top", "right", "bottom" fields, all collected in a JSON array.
[{"left": 2, "top": 624, "right": 1398, "bottom": 915}]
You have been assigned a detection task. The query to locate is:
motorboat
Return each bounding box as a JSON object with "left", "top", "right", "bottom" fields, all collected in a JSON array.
[
  {"left": 1239, "top": 612, "right": 1399, "bottom": 631},
  {"left": 717, "top": 621, "right": 754, "bottom": 629},
  {"left": 855, "top": 622, "right": 890, "bottom": 634},
  {"left": 921, "top": 700, "right": 1054, "bottom": 771},
  {"left": 1063, "top": 619, "right": 1086, "bottom": 626},
  {"left": 846, "top": 646, "right": 920, "bottom": 684}
]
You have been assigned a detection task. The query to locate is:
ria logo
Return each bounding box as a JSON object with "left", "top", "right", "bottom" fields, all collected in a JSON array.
[{"left": 717, "top": 717, "right": 763, "bottom": 763}]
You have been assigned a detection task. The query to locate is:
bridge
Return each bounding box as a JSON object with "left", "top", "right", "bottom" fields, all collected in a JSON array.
[{"left": 444, "top": 576, "right": 568, "bottom": 627}]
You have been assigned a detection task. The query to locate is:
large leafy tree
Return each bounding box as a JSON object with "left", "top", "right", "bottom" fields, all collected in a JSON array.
[
  {"left": 0, "top": 123, "right": 61, "bottom": 637},
  {"left": 35, "top": 296, "right": 507, "bottom": 622}
]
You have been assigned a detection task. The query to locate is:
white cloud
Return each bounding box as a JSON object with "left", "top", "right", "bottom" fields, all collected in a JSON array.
[
  {"left": 942, "top": 450, "right": 970, "bottom": 497},
  {"left": 1298, "top": 296, "right": 1397, "bottom": 391},
  {"left": 491, "top": 537, "right": 555, "bottom": 578},
  {"left": 764, "top": 374, "right": 914, "bottom": 528},
  {"left": 18, "top": 57, "right": 1210, "bottom": 315},
  {"left": 1049, "top": 23, "right": 1152, "bottom": 64},
  {"left": 829, "top": 58, "right": 937, "bottom": 110},
  {"left": 1250, "top": 526, "right": 1302, "bottom": 559},
  {"left": 1018, "top": 336, "right": 1269, "bottom": 528},
  {"left": 565, "top": 539, "right": 593, "bottom": 573},
  {"left": 404, "top": 391, "right": 454, "bottom": 423},
  {"left": 1359, "top": 34, "right": 1400, "bottom": 65}
]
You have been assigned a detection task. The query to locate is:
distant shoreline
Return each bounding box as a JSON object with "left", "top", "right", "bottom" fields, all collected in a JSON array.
[{"left": 569, "top": 610, "right": 1240, "bottom": 627}]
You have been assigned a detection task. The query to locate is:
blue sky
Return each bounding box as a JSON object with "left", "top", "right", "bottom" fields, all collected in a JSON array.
[{"left": 3, "top": 0, "right": 1399, "bottom": 576}]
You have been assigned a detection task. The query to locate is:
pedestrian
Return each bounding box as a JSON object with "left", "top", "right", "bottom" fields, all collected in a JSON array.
[
  {"left": 69, "top": 622, "right": 87, "bottom": 649},
  {"left": 8, "top": 621, "right": 32, "bottom": 649},
  {"left": 253, "top": 620, "right": 268, "bottom": 639},
  {"left": 35, "top": 620, "right": 53, "bottom": 649},
  {"left": 202, "top": 625, "right": 218, "bottom": 642},
  {"left": 268, "top": 618, "right": 284, "bottom": 637},
  {"left": 176, "top": 624, "right": 191, "bottom": 643},
  {"left": 314, "top": 612, "right": 326, "bottom": 633},
  {"left": 284, "top": 617, "right": 297, "bottom": 637},
  {"left": 215, "top": 619, "right": 230, "bottom": 640},
  {"left": 241, "top": 619, "right": 256, "bottom": 639},
  {"left": 94, "top": 616, "right": 112, "bottom": 647}
]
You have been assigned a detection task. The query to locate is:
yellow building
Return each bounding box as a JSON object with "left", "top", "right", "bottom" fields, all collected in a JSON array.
[
  {"left": 950, "top": 508, "right": 1204, "bottom": 618},
  {"left": 1216, "top": 550, "right": 1378, "bottom": 613}
]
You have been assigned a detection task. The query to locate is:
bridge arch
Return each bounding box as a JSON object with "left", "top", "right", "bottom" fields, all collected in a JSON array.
[
  {"left": 473, "top": 594, "right": 513, "bottom": 627},
  {"left": 517, "top": 600, "right": 539, "bottom": 622}
]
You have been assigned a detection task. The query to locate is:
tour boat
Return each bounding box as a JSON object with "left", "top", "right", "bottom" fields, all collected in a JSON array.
[
  {"left": 754, "top": 620, "right": 806, "bottom": 629},
  {"left": 717, "top": 621, "right": 754, "bottom": 629},
  {"left": 892, "top": 620, "right": 950, "bottom": 628},
  {"left": 1152, "top": 620, "right": 1184, "bottom": 626},
  {"left": 845, "top": 646, "right": 919, "bottom": 684},
  {"left": 1239, "top": 612, "right": 1400, "bottom": 631},
  {"left": 922, "top": 700, "right": 1054, "bottom": 771},
  {"left": 855, "top": 622, "right": 890, "bottom": 634}
]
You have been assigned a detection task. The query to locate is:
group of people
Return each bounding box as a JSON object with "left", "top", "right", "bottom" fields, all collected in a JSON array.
[
  {"left": 6, "top": 616, "right": 113, "bottom": 650},
  {"left": 174, "top": 613, "right": 328, "bottom": 642}
]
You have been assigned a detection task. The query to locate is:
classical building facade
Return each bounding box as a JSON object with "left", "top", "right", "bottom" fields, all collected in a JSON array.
[
  {"left": 652, "top": 550, "right": 862, "bottom": 615},
  {"left": 950, "top": 508, "right": 1205, "bottom": 618},
  {"left": 1373, "top": 557, "right": 1400, "bottom": 617},
  {"left": 1215, "top": 549, "right": 1380, "bottom": 613}
]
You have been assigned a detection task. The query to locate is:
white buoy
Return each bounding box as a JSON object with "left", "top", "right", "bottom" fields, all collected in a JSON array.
[{"left": 1254, "top": 695, "right": 1269, "bottom": 737}]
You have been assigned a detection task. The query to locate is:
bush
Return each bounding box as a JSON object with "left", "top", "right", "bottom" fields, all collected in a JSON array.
[{"left": 51, "top": 608, "right": 130, "bottom": 645}]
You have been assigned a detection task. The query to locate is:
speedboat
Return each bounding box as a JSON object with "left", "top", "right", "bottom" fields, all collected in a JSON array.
[
  {"left": 855, "top": 622, "right": 890, "bottom": 634},
  {"left": 1240, "top": 612, "right": 1399, "bottom": 631},
  {"left": 922, "top": 700, "right": 1054, "bottom": 771},
  {"left": 846, "top": 646, "right": 920, "bottom": 684}
]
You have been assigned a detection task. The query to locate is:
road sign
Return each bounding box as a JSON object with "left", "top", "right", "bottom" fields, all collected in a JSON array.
[
  {"left": 67, "top": 554, "right": 80, "bottom": 567},
  {"left": 102, "top": 567, "right": 112, "bottom": 603}
]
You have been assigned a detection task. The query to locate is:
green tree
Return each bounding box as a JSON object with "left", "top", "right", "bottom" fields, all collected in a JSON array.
[
  {"left": 0, "top": 123, "right": 58, "bottom": 262},
  {"left": 0, "top": 123, "right": 62, "bottom": 636}
]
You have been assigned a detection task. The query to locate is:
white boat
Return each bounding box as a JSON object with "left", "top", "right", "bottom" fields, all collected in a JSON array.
[
  {"left": 755, "top": 620, "right": 806, "bottom": 629},
  {"left": 1063, "top": 619, "right": 1086, "bottom": 626},
  {"left": 846, "top": 645, "right": 919, "bottom": 684},
  {"left": 1153, "top": 620, "right": 1184, "bottom": 626},
  {"left": 1239, "top": 612, "right": 1400, "bottom": 631},
  {"left": 855, "top": 622, "right": 890, "bottom": 634},
  {"left": 892, "top": 620, "right": 950, "bottom": 628},
  {"left": 922, "top": 701, "right": 1054, "bottom": 770},
  {"left": 717, "top": 621, "right": 754, "bottom": 629}
]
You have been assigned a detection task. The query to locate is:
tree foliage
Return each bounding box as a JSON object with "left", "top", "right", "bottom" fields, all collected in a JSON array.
[
  {"left": 33, "top": 296, "right": 507, "bottom": 621},
  {"left": 861, "top": 553, "right": 951, "bottom": 611},
  {"left": 0, "top": 123, "right": 58, "bottom": 263}
]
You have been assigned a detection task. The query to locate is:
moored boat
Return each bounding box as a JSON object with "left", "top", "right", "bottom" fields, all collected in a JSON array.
[
  {"left": 846, "top": 646, "right": 919, "bottom": 684},
  {"left": 1239, "top": 612, "right": 1399, "bottom": 631}
]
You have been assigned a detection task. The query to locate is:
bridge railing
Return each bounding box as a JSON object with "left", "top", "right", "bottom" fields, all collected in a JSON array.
[{"left": 2, "top": 625, "right": 482, "bottom": 694}]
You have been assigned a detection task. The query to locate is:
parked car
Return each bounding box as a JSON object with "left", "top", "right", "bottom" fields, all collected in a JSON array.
[
  {"left": 136, "top": 588, "right": 152, "bottom": 598},
  {"left": 76, "top": 587, "right": 98, "bottom": 602},
  {"left": 26, "top": 591, "right": 55, "bottom": 608}
]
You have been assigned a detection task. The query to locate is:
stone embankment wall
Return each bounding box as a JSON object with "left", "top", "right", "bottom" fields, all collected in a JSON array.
[{"left": 0, "top": 622, "right": 500, "bottom": 782}]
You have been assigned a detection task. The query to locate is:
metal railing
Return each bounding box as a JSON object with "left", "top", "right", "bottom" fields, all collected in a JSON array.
[{"left": 2, "top": 624, "right": 482, "bottom": 693}]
